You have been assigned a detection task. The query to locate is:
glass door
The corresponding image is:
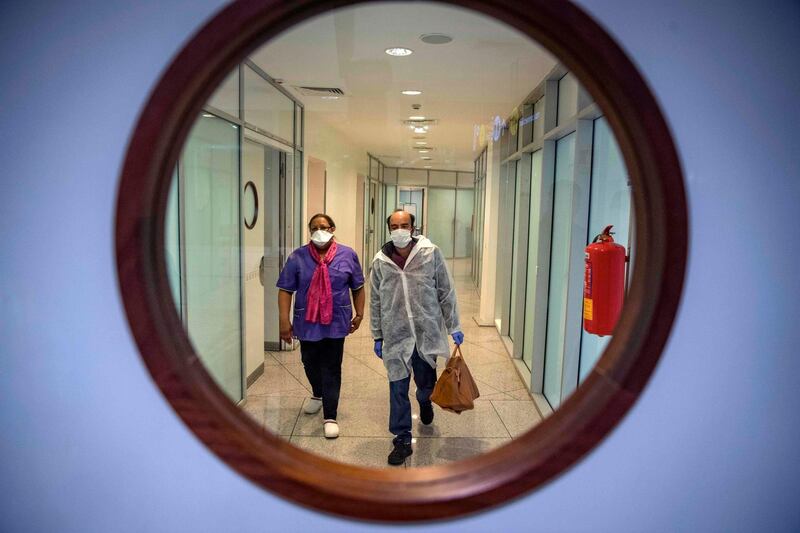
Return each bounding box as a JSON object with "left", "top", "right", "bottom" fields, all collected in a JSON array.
[
  {"left": 427, "top": 188, "right": 456, "bottom": 257},
  {"left": 263, "top": 144, "right": 283, "bottom": 350},
  {"left": 522, "top": 150, "right": 543, "bottom": 371},
  {"left": 180, "top": 114, "right": 243, "bottom": 402}
]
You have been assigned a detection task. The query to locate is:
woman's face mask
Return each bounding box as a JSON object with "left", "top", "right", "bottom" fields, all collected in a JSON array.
[
  {"left": 390, "top": 228, "right": 412, "bottom": 248},
  {"left": 310, "top": 229, "right": 334, "bottom": 247}
]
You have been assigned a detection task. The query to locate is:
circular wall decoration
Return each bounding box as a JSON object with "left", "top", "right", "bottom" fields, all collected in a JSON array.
[
  {"left": 115, "top": 0, "right": 687, "bottom": 522},
  {"left": 243, "top": 180, "right": 258, "bottom": 229}
]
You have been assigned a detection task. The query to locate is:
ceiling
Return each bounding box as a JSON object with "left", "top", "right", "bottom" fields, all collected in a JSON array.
[{"left": 250, "top": 2, "right": 556, "bottom": 171}]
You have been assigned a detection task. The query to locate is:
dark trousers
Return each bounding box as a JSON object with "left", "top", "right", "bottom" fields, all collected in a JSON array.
[
  {"left": 299, "top": 338, "right": 344, "bottom": 420},
  {"left": 389, "top": 347, "right": 437, "bottom": 445}
]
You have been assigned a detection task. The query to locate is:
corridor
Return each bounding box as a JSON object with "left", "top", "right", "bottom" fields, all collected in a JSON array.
[{"left": 244, "top": 258, "right": 543, "bottom": 467}]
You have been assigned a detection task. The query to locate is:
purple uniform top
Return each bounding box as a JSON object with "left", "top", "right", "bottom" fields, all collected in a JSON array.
[{"left": 276, "top": 242, "right": 365, "bottom": 341}]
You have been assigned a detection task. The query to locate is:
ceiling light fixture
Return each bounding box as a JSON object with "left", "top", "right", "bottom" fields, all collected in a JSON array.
[
  {"left": 418, "top": 150, "right": 430, "bottom": 153},
  {"left": 415, "top": 141, "right": 427, "bottom": 145},
  {"left": 402, "top": 90, "right": 422, "bottom": 96},
  {"left": 321, "top": 95, "right": 339, "bottom": 100},
  {"left": 409, "top": 116, "right": 426, "bottom": 121},
  {"left": 414, "top": 127, "right": 426, "bottom": 134},
  {"left": 420, "top": 33, "right": 453, "bottom": 45},
  {"left": 385, "top": 47, "right": 413, "bottom": 56}
]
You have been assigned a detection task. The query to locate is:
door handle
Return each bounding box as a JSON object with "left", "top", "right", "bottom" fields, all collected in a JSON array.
[{"left": 259, "top": 256, "right": 265, "bottom": 286}]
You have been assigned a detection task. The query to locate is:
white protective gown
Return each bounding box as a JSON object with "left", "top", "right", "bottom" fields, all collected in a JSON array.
[{"left": 369, "top": 236, "right": 461, "bottom": 382}]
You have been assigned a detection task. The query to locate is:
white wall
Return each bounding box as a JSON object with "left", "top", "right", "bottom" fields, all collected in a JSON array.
[
  {"left": 1, "top": 1, "right": 799, "bottom": 531},
  {"left": 304, "top": 111, "right": 367, "bottom": 260}
]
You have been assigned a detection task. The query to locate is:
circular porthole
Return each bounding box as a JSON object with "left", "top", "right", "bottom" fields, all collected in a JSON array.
[
  {"left": 115, "top": 0, "right": 687, "bottom": 521},
  {"left": 243, "top": 180, "right": 258, "bottom": 230}
]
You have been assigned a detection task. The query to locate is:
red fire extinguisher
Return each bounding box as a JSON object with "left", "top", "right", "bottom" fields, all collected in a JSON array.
[{"left": 583, "top": 225, "right": 627, "bottom": 336}]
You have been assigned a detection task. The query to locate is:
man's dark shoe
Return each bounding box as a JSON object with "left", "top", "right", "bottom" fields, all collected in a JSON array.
[
  {"left": 387, "top": 443, "right": 413, "bottom": 465},
  {"left": 420, "top": 403, "right": 434, "bottom": 425}
]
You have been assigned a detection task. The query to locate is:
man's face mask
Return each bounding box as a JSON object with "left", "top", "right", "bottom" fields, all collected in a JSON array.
[{"left": 390, "top": 228, "right": 412, "bottom": 248}]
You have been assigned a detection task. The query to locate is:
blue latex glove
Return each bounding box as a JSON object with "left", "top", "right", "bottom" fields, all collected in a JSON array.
[
  {"left": 374, "top": 340, "right": 383, "bottom": 359},
  {"left": 451, "top": 331, "right": 464, "bottom": 345}
]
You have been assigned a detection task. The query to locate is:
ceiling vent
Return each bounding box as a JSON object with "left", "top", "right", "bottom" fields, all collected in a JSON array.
[{"left": 294, "top": 86, "right": 346, "bottom": 97}]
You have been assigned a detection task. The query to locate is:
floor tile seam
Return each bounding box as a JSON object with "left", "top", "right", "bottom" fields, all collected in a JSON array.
[
  {"left": 488, "top": 399, "right": 514, "bottom": 439},
  {"left": 287, "top": 403, "right": 304, "bottom": 439}
]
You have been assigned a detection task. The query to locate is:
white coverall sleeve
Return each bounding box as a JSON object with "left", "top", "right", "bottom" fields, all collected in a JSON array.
[
  {"left": 369, "top": 262, "right": 384, "bottom": 339},
  {"left": 433, "top": 247, "right": 461, "bottom": 334}
]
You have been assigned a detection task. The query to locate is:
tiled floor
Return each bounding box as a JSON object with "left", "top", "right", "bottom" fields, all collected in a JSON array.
[{"left": 244, "top": 258, "right": 543, "bottom": 468}]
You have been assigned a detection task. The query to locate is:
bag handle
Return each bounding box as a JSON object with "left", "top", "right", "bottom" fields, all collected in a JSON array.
[{"left": 451, "top": 344, "right": 463, "bottom": 359}]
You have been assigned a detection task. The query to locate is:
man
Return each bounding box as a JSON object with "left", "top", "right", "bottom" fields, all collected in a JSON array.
[{"left": 370, "top": 209, "right": 464, "bottom": 465}]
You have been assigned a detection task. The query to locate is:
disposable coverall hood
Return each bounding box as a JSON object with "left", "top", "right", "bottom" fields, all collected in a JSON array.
[{"left": 369, "top": 236, "right": 461, "bottom": 381}]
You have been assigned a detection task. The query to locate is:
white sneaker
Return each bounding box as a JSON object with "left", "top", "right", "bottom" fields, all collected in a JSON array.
[
  {"left": 303, "top": 397, "right": 322, "bottom": 414},
  {"left": 323, "top": 420, "right": 339, "bottom": 439}
]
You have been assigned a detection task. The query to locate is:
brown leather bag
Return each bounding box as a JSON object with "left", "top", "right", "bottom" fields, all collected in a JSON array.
[{"left": 430, "top": 345, "right": 480, "bottom": 414}]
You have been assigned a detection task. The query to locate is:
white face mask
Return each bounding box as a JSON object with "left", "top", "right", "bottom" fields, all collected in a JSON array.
[
  {"left": 310, "top": 229, "right": 334, "bottom": 247},
  {"left": 390, "top": 228, "right": 412, "bottom": 248}
]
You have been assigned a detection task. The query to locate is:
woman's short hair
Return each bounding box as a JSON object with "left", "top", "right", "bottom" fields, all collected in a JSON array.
[{"left": 308, "top": 213, "right": 336, "bottom": 229}]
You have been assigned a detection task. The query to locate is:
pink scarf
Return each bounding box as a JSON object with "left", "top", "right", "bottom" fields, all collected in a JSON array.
[{"left": 305, "top": 239, "right": 337, "bottom": 325}]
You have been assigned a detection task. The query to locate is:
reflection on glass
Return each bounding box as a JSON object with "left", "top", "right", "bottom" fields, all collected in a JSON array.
[{"left": 164, "top": 0, "right": 635, "bottom": 469}]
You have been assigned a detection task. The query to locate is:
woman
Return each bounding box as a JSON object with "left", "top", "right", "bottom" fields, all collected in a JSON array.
[{"left": 276, "top": 214, "right": 365, "bottom": 439}]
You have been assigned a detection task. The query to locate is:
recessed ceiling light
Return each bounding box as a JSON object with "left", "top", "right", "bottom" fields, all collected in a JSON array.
[
  {"left": 385, "top": 47, "right": 413, "bottom": 56},
  {"left": 321, "top": 95, "right": 339, "bottom": 100},
  {"left": 408, "top": 115, "right": 426, "bottom": 121},
  {"left": 415, "top": 141, "right": 427, "bottom": 145},
  {"left": 402, "top": 90, "right": 422, "bottom": 96},
  {"left": 413, "top": 127, "right": 426, "bottom": 133},
  {"left": 420, "top": 33, "right": 453, "bottom": 45},
  {"left": 418, "top": 150, "right": 430, "bottom": 153}
]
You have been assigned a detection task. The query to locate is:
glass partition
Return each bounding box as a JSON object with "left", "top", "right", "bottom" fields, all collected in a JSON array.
[
  {"left": 533, "top": 97, "right": 545, "bottom": 141},
  {"left": 522, "top": 149, "right": 543, "bottom": 370},
  {"left": 578, "top": 117, "right": 631, "bottom": 381},
  {"left": 543, "top": 132, "right": 576, "bottom": 408},
  {"left": 243, "top": 65, "right": 294, "bottom": 144},
  {"left": 557, "top": 73, "right": 578, "bottom": 125},
  {"left": 428, "top": 188, "right": 456, "bottom": 257},
  {"left": 208, "top": 67, "right": 240, "bottom": 118},
  {"left": 430, "top": 170, "right": 457, "bottom": 187},
  {"left": 181, "top": 114, "right": 243, "bottom": 402},
  {"left": 398, "top": 168, "right": 428, "bottom": 186},
  {"left": 455, "top": 189, "right": 474, "bottom": 258}
]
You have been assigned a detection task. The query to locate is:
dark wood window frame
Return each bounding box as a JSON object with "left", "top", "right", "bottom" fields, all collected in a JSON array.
[{"left": 115, "top": 0, "right": 687, "bottom": 522}]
